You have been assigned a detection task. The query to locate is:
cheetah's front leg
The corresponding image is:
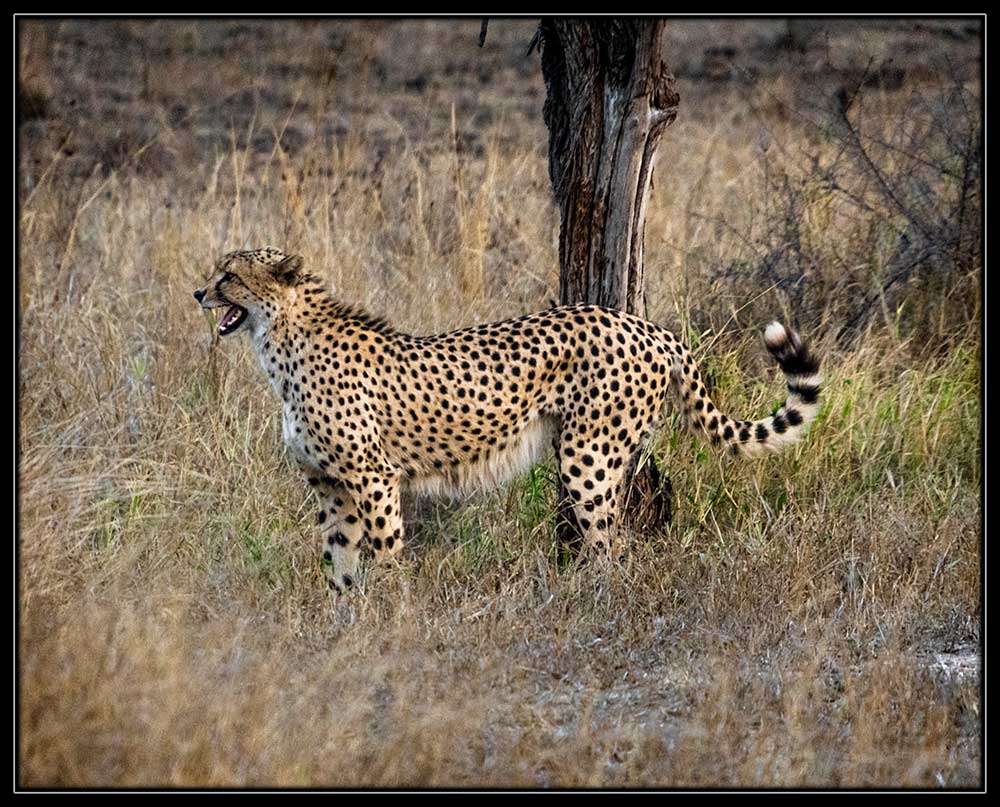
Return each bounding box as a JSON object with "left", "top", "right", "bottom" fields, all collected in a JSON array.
[
  {"left": 301, "top": 469, "right": 364, "bottom": 595},
  {"left": 324, "top": 474, "right": 403, "bottom": 594},
  {"left": 320, "top": 484, "right": 366, "bottom": 594},
  {"left": 357, "top": 472, "right": 404, "bottom": 562},
  {"left": 300, "top": 461, "right": 404, "bottom": 593}
]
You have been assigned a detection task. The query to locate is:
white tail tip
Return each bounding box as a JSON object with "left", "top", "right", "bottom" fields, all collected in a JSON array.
[{"left": 763, "top": 321, "right": 788, "bottom": 350}]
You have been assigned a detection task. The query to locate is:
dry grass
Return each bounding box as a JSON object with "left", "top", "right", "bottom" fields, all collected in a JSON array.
[{"left": 18, "top": 19, "right": 981, "bottom": 789}]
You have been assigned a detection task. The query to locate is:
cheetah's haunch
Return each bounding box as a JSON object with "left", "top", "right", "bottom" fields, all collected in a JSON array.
[{"left": 195, "top": 248, "right": 822, "bottom": 594}]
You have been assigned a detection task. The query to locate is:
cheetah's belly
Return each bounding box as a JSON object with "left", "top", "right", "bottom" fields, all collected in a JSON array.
[{"left": 404, "top": 410, "right": 557, "bottom": 497}]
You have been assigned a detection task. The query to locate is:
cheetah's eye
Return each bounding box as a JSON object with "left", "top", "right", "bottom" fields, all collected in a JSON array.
[{"left": 221, "top": 271, "right": 235, "bottom": 283}]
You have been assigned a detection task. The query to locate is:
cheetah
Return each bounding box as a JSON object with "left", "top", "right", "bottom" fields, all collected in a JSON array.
[{"left": 194, "top": 248, "right": 822, "bottom": 593}]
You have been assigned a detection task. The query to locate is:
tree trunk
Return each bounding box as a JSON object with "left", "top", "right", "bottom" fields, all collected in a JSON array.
[{"left": 539, "top": 19, "right": 679, "bottom": 545}]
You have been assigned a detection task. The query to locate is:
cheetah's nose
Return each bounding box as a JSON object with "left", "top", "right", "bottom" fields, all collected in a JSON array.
[{"left": 193, "top": 289, "right": 205, "bottom": 303}]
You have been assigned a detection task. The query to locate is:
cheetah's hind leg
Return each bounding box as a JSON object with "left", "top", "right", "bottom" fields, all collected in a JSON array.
[{"left": 556, "top": 417, "right": 631, "bottom": 563}]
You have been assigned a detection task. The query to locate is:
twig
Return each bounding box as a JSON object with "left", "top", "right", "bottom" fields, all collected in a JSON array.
[{"left": 525, "top": 27, "right": 542, "bottom": 57}]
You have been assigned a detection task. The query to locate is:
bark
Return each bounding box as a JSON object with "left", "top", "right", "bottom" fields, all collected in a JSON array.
[
  {"left": 540, "top": 19, "right": 679, "bottom": 315},
  {"left": 539, "top": 19, "right": 679, "bottom": 542}
]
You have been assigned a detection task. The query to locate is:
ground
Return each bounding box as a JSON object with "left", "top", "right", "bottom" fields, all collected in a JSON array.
[{"left": 18, "top": 18, "right": 981, "bottom": 788}]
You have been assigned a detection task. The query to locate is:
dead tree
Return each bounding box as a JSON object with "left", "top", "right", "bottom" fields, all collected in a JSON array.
[
  {"left": 539, "top": 19, "right": 679, "bottom": 312},
  {"left": 537, "top": 19, "right": 680, "bottom": 543}
]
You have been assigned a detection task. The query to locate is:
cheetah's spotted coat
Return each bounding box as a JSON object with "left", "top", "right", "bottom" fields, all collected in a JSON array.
[{"left": 195, "top": 248, "right": 822, "bottom": 593}]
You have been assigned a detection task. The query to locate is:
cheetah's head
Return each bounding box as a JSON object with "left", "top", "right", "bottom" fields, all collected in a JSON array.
[{"left": 193, "top": 248, "right": 304, "bottom": 337}]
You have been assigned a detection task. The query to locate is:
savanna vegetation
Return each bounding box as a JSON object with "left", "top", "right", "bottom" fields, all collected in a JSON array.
[{"left": 18, "top": 18, "right": 981, "bottom": 788}]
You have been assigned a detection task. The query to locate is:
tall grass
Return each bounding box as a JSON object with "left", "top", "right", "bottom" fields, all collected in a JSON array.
[{"left": 18, "top": 19, "right": 980, "bottom": 788}]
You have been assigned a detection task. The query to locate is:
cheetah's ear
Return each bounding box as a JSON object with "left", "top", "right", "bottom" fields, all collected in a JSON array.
[{"left": 274, "top": 254, "right": 304, "bottom": 285}]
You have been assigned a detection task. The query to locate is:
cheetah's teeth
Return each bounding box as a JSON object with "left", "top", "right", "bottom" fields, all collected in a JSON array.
[{"left": 218, "top": 304, "right": 247, "bottom": 336}]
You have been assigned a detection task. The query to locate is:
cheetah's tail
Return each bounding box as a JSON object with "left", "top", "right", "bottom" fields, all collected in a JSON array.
[{"left": 669, "top": 322, "right": 822, "bottom": 457}]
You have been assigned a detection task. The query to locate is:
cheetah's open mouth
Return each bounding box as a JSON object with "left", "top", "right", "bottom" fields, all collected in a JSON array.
[{"left": 218, "top": 304, "right": 247, "bottom": 336}]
